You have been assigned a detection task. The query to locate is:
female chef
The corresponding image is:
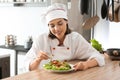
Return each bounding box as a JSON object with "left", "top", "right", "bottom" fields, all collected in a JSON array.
[{"left": 24, "top": 3, "right": 105, "bottom": 72}]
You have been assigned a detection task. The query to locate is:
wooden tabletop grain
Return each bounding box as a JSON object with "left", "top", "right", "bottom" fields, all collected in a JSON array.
[{"left": 2, "top": 54, "right": 120, "bottom": 80}]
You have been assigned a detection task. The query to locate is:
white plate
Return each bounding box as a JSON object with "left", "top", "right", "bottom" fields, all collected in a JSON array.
[{"left": 43, "top": 64, "right": 75, "bottom": 73}]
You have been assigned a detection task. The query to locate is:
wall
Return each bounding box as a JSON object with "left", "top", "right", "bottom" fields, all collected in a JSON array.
[
  {"left": 0, "top": 0, "right": 92, "bottom": 45},
  {"left": 93, "top": 0, "right": 120, "bottom": 50},
  {"left": 92, "top": 0, "right": 110, "bottom": 50},
  {"left": 109, "top": 22, "right": 120, "bottom": 48},
  {"left": 0, "top": 0, "right": 110, "bottom": 49},
  {"left": 0, "top": 7, "right": 49, "bottom": 45},
  {"left": 0, "top": 6, "right": 49, "bottom": 77}
]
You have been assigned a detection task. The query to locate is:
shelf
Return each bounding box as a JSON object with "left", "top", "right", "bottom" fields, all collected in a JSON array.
[
  {"left": 0, "top": 0, "right": 51, "bottom": 7},
  {"left": 0, "top": 45, "right": 29, "bottom": 52},
  {"left": 13, "top": 2, "right": 49, "bottom": 7}
]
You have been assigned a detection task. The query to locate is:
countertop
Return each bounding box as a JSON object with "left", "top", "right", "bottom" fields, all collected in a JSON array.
[
  {"left": 0, "top": 45, "right": 29, "bottom": 53},
  {"left": 2, "top": 54, "right": 120, "bottom": 80}
]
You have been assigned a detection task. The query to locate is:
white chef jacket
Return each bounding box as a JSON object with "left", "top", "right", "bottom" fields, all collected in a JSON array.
[{"left": 24, "top": 32, "right": 105, "bottom": 72}]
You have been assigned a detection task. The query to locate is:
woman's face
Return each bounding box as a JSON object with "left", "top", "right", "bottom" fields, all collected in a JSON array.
[{"left": 48, "top": 18, "right": 68, "bottom": 40}]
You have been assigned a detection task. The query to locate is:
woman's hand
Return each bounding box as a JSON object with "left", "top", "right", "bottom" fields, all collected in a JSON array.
[
  {"left": 36, "top": 51, "right": 49, "bottom": 61},
  {"left": 29, "top": 50, "right": 49, "bottom": 71},
  {"left": 73, "top": 58, "right": 98, "bottom": 71},
  {"left": 73, "top": 61, "right": 88, "bottom": 71}
]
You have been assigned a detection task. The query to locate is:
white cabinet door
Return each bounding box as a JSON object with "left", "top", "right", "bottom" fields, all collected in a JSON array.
[
  {"left": 17, "top": 52, "right": 26, "bottom": 74},
  {"left": 0, "top": 48, "right": 15, "bottom": 76}
]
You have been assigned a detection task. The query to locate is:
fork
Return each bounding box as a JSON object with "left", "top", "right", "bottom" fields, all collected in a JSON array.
[
  {"left": 48, "top": 46, "right": 54, "bottom": 61},
  {"left": 47, "top": 53, "right": 54, "bottom": 61}
]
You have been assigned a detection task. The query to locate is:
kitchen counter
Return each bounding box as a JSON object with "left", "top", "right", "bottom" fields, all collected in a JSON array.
[
  {"left": 2, "top": 54, "right": 120, "bottom": 80},
  {"left": 0, "top": 54, "right": 10, "bottom": 79},
  {"left": 0, "top": 45, "right": 28, "bottom": 52}
]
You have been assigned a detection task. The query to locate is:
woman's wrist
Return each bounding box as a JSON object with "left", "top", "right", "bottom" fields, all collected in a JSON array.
[
  {"left": 82, "top": 62, "right": 89, "bottom": 70},
  {"left": 75, "top": 61, "right": 89, "bottom": 70},
  {"left": 29, "top": 57, "right": 42, "bottom": 71},
  {"left": 35, "top": 57, "right": 42, "bottom": 63},
  {"left": 86, "top": 58, "right": 98, "bottom": 68}
]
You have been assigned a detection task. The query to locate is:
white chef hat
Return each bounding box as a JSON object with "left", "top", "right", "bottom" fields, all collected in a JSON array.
[{"left": 41, "top": 3, "right": 68, "bottom": 24}]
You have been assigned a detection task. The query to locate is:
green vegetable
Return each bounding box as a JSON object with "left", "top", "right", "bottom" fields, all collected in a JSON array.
[
  {"left": 90, "top": 39, "right": 103, "bottom": 52},
  {"left": 43, "top": 60, "right": 71, "bottom": 71},
  {"left": 44, "top": 63, "right": 52, "bottom": 69}
]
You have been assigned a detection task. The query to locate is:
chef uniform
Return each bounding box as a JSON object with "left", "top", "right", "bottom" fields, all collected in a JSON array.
[{"left": 24, "top": 3, "right": 105, "bottom": 72}]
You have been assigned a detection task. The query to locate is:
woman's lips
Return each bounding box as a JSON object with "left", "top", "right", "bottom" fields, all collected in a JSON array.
[{"left": 55, "top": 31, "right": 62, "bottom": 35}]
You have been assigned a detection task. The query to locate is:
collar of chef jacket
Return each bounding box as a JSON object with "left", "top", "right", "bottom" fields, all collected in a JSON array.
[{"left": 50, "top": 33, "right": 72, "bottom": 47}]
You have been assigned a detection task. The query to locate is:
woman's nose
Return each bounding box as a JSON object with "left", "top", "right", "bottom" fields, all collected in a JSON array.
[{"left": 54, "top": 25, "right": 60, "bottom": 30}]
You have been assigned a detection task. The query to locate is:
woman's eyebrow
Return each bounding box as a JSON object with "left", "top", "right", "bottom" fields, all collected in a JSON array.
[
  {"left": 49, "top": 23, "right": 54, "bottom": 25},
  {"left": 57, "top": 20, "right": 63, "bottom": 23}
]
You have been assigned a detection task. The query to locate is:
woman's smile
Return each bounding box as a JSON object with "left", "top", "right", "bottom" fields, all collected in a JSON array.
[{"left": 55, "top": 31, "right": 62, "bottom": 36}]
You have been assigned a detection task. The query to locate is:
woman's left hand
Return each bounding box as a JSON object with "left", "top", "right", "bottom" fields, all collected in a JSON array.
[{"left": 73, "top": 61, "right": 89, "bottom": 71}]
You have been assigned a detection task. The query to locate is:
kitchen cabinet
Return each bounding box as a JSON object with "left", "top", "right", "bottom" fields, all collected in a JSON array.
[
  {"left": 17, "top": 52, "right": 26, "bottom": 74},
  {"left": 0, "top": 45, "right": 29, "bottom": 75},
  {"left": 0, "top": 55, "right": 10, "bottom": 79},
  {"left": 0, "top": 49, "right": 15, "bottom": 77}
]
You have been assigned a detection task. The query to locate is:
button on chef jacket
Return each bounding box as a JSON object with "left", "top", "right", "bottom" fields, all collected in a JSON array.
[{"left": 24, "top": 32, "right": 105, "bottom": 72}]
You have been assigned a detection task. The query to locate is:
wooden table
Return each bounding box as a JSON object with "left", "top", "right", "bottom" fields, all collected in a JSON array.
[{"left": 2, "top": 54, "right": 120, "bottom": 80}]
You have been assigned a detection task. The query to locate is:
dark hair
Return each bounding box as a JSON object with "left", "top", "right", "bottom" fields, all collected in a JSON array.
[{"left": 48, "top": 19, "right": 72, "bottom": 39}]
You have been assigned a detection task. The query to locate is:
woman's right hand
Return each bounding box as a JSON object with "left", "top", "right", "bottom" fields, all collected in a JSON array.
[
  {"left": 36, "top": 50, "right": 49, "bottom": 61},
  {"left": 29, "top": 50, "right": 49, "bottom": 71}
]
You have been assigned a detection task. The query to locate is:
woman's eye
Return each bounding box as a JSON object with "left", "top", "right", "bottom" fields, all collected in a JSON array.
[
  {"left": 49, "top": 25, "right": 55, "bottom": 28},
  {"left": 58, "top": 22, "right": 63, "bottom": 25},
  {"left": 49, "top": 21, "right": 63, "bottom": 28}
]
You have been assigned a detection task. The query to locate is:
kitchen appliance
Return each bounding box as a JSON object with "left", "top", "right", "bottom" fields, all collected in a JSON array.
[{"left": 106, "top": 48, "right": 120, "bottom": 60}]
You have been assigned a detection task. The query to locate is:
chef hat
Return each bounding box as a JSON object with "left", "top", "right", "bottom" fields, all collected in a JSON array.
[{"left": 41, "top": 3, "right": 68, "bottom": 24}]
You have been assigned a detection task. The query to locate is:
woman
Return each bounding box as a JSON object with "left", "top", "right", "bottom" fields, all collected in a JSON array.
[{"left": 24, "top": 3, "right": 105, "bottom": 72}]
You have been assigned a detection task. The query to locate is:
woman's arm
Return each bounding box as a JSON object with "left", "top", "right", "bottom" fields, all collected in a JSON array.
[
  {"left": 24, "top": 33, "right": 50, "bottom": 71},
  {"left": 74, "top": 58, "right": 98, "bottom": 71},
  {"left": 29, "top": 57, "right": 42, "bottom": 71},
  {"left": 72, "top": 32, "right": 105, "bottom": 67},
  {"left": 29, "top": 51, "right": 49, "bottom": 71}
]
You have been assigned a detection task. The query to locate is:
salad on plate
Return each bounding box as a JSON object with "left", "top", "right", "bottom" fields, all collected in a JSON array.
[{"left": 43, "top": 60, "right": 74, "bottom": 72}]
